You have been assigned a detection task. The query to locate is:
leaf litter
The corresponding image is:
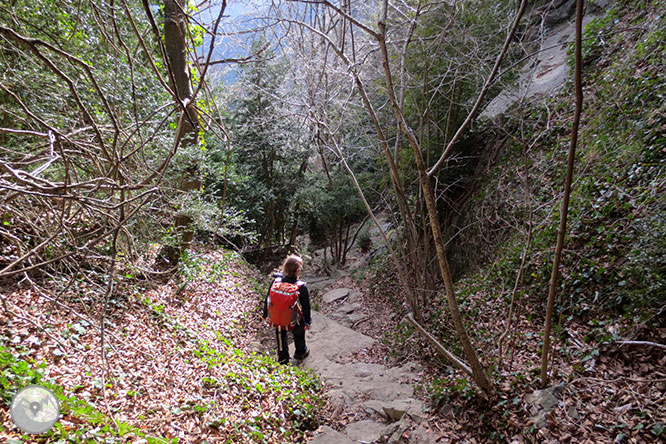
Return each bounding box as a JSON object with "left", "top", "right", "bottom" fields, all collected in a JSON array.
[{"left": 0, "top": 248, "right": 323, "bottom": 443}]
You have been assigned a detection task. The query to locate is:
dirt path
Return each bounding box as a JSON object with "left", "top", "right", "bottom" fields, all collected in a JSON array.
[{"left": 302, "top": 282, "right": 441, "bottom": 444}]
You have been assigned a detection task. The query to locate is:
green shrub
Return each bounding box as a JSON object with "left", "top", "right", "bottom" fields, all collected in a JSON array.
[{"left": 357, "top": 224, "right": 372, "bottom": 252}]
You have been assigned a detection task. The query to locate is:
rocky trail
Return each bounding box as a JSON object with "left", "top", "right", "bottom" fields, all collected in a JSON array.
[{"left": 299, "top": 277, "right": 440, "bottom": 444}]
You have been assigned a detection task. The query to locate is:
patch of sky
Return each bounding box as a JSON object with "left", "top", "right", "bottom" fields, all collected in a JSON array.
[
  {"left": 193, "top": 0, "right": 277, "bottom": 84},
  {"left": 193, "top": 1, "right": 375, "bottom": 84}
]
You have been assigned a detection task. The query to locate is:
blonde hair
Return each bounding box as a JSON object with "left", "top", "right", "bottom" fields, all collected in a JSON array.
[{"left": 281, "top": 255, "right": 303, "bottom": 278}]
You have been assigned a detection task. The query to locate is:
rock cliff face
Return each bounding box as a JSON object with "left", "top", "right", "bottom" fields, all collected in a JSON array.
[
  {"left": 446, "top": 2, "right": 623, "bottom": 276},
  {"left": 481, "top": 1, "right": 611, "bottom": 120},
  {"left": 448, "top": 0, "right": 664, "bottom": 306}
]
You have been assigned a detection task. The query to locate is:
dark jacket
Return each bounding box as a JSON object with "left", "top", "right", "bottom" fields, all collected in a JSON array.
[{"left": 263, "top": 274, "right": 312, "bottom": 325}]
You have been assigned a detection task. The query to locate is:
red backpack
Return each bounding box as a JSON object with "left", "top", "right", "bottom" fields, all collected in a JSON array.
[{"left": 267, "top": 278, "right": 304, "bottom": 330}]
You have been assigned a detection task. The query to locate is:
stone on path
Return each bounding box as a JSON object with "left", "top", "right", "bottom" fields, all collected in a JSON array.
[
  {"left": 346, "top": 291, "right": 362, "bottom": 304},
  {"left": 308, "top": 312, "right": 374, "bottom": 361},
  {"left": 364, "top": 398, "right": 427, "bottom": 422},
  {"left": 306, "top": 275, "right": 333, "bottom": 284},
  {"left": 337, "top": 302, "right": 362, "bottom": 314},
  {"left": 322, "top": 287, "right": 352, "bottom": 304},
  {"left": 346, "top": 312, "right": 366, "bottom": 324},
  {"left": 345, "top": 419, "right": 396, "bottom": 443},
  {"left": 329, "top": 268, "right": 350, "bottom": 280},
  {"left": 309, "top": 426, "right": 355, "bottom": 444},
  {"left": 409, "top": 423, "right": 439, "bottom": 444},
  {"left": 307, "top": 279, "right": 338, "bottom": 292}
]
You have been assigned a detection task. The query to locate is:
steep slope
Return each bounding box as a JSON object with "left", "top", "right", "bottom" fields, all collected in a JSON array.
[
  {"left": 363, "top": 1, "right": 664, "bottom": 442},
  {"left": 1, "top": 249, "right": 323, "bottom": 443}
]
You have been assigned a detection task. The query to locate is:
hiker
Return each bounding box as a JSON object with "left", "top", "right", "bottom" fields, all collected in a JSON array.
[{"left": 263, "top": 255, "right": 311, "bottom": 364}]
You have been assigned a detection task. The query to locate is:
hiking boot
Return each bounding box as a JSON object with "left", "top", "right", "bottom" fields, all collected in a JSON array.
[{"left": 294, "top": 349, "right": 309, "bottom": 360}]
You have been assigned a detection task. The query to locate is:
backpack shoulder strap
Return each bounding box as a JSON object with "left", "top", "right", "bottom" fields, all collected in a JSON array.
[{"left": 295, "top": 280, "right": 305, "bottom": 288}]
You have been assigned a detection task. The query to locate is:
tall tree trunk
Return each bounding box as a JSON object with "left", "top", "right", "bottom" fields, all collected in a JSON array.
[
  {"left": 289, "top": 202, "right": 300, "bottom": 247},
  {"left": 161, "top": 0, "right": 199, "bottom": 265},
  {"left": 377, "top": 2, "right": 493, "bottom": 395},
  {"left": 541, "top": 0, "right": 585, "bottom": 388}
]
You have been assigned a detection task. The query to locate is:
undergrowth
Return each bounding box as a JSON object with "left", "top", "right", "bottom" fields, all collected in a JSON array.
[
  {"left": 371, "top": 1, "right": 665, "bottom": 441},
  {"left": 1, "top": 249, "right": 324, "bottom": 443},
  {"left": 0, "top": 342, "right": 173, "bottom": 443}
]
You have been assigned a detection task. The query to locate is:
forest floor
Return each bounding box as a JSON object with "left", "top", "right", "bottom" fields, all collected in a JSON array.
[
  {"left": 1, "top": 237, "right": 664, "bottom": 443},
  {"left": 1, "top": 249, "right": 324, "bottom": 443},
  {"left": 306, "top": 241, "right": 665, "bottom": 443}
]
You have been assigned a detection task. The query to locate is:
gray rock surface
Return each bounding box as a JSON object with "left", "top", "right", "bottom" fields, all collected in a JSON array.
[
  {"left": 308, "top": 311, "right": 374, "bottom": 361},
  {"left": 480, "top": 10, "right": 607, "bottom": 119},
  {"left": 306, "top": 310, "right": 439, "bottom": 443},
  {"left": 322, "top": 288, "right": 352, "bottom": 303},
  {"left": 310, "top": 426, "right": 355, "bottom": 444},
  {"left": 345, "top": 420, "right": 393, "bottom": 442}
]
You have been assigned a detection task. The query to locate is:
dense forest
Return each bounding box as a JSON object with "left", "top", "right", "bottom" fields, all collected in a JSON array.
[{"left": 1, "top": 0, "right": 664, "bottom": 443}]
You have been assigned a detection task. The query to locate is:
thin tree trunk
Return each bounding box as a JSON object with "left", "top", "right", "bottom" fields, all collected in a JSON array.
[
  {"left": 344, "top": 215, "right": 369, "bottom": 258},
  {"left": 342, "top": 223, "right": 351, "bottom": 265},
  {"left": 406, "top": 314, "right": 472, "bottom": 376},
  {"left": 289, "top": 202, "right": 300, "bottom": 247},
  {"left": 541, "top": 0, "right": 585, "bottom": 388},
  {"left": 377, "top": 1, "right": 493, "bottom": 395}
]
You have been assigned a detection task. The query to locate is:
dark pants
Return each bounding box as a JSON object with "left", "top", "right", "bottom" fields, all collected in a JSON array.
[{"left": 275, "top": 323, "right": 307, "bottom": 364}]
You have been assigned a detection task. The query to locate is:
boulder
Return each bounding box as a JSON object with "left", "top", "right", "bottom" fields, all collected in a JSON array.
[
  {"left": 309, "top": 426, "right": 354, "bottom": 444},
  {"left": 322, "top": 288, "right": 352, "bottom": 304},
  {"left": 344, "top": 420, "right": 392, "bottom": 443}
]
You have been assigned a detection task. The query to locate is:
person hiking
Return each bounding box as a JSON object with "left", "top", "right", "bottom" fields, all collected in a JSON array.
[{"left": 263, "top": 255, "right": 311, "bottom": 364}]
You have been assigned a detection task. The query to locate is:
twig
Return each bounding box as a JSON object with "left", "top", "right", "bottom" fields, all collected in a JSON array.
[
  {"left": 6, "top": 308, "right": 70, "bottom": 350},
  {"left": 352, "top": 317, "right": 369, "bottom": 328},
  {"left": 617, "top": 340, "right": 666, "bottom": 351},
  {"left": 572, "top": 376, "right": 666, "bottom": 384}
]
